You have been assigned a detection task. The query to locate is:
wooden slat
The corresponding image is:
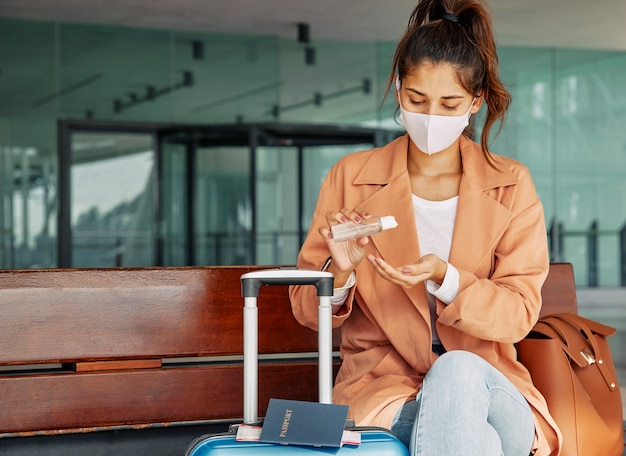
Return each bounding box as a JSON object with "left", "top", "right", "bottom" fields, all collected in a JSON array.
[
  {"left": 0, "top": 266, "right": 340, "bottom": 365},
  {"left": 0, "top": 361, "right": 340, "bottom": 436}
]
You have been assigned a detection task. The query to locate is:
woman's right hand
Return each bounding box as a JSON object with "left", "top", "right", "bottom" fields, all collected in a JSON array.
[{"left": 319, "top": 208, "right": 370, "bottom": 287}]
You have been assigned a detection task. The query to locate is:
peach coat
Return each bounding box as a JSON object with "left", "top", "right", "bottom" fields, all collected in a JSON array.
[{"left": 289, "top": 135, "right": 562, "bottom": 456}]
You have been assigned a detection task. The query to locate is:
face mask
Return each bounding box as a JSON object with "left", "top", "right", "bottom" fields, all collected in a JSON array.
[{"left": 396, "top": 78, "right": 474, "bottom": 155}]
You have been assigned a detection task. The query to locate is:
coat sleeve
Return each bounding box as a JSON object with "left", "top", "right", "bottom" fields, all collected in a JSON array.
[
  {"left": 289, "top": 172, "right": 357, "bottom": 332},
  {"left": 438, "top": 166, "right": 550, "bottom": 343}
]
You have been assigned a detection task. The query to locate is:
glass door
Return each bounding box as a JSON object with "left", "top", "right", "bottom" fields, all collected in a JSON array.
[
  {"left": 68, "top": 131, "right": 156, "bottom": 267},
  {"left": 59, "top": 121, "right": 397, "bottom": 268}
]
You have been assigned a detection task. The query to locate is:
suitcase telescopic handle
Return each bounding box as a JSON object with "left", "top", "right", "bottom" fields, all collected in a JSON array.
[{"left": 240, "top": 268, "right": 334, "bottom": 425}]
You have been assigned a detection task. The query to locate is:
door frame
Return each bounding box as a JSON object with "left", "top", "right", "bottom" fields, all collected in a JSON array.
[{"left": 58, "top": 120, "right": 399, "bottom": 267}]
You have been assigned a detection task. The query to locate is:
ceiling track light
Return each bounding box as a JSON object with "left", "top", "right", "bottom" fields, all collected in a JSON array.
[
  {"left": 111, "top": 71, "right": 195, "bottom": 114},
  {"left": 192, "top": 40, "right": 204, "bottom": 60},
  {"left": 297, "top": 23, "right": 310, "bottom": 44},
  {"left": 146, "top": 86, "right": 156, "bottom": 100},
  {"left": 297, "top": 23, "right": 315, "bottom": 66},
  {"left": 313, "top": 92, "right": 322, "bottom": 106},
  {"left": 305, "top": 47, "right": 316, "bottom": 66},
  {"left": 270, "top": 78, "right": 372, "bottom": 116},
  {"left": 182, "top": 70, "right": 194, "bottom": 87},
  {"left": 362, "top": 78, "right": 371, "bottom": 94}
]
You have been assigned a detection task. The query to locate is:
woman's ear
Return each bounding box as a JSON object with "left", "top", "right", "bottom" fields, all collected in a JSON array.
[{"left": 471, "top": 94, "right": 483, "bottom": 114}]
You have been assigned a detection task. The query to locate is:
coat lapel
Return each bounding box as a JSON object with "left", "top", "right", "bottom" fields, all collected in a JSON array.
[
  {"left": 352, "top": 136, "right": 421, "bottom": 267},
  {"left": 349, "top": 136, "right": 431, "bottom": 325},
  {"left": 449, "top": 137, "right": 519, "bottom": 273}
]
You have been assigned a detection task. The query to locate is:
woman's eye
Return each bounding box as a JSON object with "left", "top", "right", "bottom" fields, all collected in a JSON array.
[
  {"left": 409, "top": 99, "right": 425, "bottom": 105},
  {"left": 442, "top": 105, "right": 458, "bottom": 111}
]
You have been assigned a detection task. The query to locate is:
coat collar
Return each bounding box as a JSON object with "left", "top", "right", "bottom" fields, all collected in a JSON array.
[{"left": 353, "top": 134, "right": 517, "bottom": 190}]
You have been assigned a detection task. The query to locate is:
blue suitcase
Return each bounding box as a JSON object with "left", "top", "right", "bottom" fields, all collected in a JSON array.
[{"left": 186, "top": 268, "right": 408, "bottom": 456}]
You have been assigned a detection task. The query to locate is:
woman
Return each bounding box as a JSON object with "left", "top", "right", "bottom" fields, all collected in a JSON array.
[{"left": 289, "top": 0, "right": 561, "bottom": 455}]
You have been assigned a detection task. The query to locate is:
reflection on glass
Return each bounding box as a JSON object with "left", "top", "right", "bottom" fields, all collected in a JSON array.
[
  {"left": 194, "top": 146, "right": 250, "bottom": 265},
  {"left": 255, "top": 146, "right": 298, "bottom": 265},
  {"left": 0, "top": 147, "right": 56, "bottom": 269},
  {"left": 71, "top": 133, "right": 155, "bottom": 267},
  {"left": 302, "top": 144, "right": 373, "bottom": 232}
]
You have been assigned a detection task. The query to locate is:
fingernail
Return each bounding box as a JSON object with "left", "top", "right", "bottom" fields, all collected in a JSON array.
[
  {"left": 341, "top": 216, "right": 348, "bottom": 222},
  {"left": 403, "top": 267, "right": 411, "bottom": 273},
  {"left": 354, "top": 216, "right": 362, "bottom": 222}
]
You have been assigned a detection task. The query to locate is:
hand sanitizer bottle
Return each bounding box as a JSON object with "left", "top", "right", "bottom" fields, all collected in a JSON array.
[{"left": 330, "top": 216, "right": 398, "bottom": 242}]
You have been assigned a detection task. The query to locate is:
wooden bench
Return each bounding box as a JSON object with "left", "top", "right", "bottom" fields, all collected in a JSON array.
[{"left": 0, "top": 263, "right": 578, "bottom": 452}]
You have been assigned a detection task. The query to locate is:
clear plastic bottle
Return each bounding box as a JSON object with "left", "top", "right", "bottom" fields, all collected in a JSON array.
[{"left": 330, "top": 215, "right": 398, "bottom": 242}]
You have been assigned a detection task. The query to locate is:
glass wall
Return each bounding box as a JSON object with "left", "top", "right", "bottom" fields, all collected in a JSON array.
[
  {"left": 0, "top": 20, "right": 59, "bottom": 269},
  {"left": 0, "top": 16, "right": 625, "bottom": 286},
  {"left": 494, "top": 48, "right": 626, "bottom": 288}
]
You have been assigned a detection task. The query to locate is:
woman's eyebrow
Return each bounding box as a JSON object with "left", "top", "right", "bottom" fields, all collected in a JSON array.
[
  {"left": 406, "top": 88, "right": 426, "bottom": 96},
  {"left": 406, "top": 88, "right": 465, "bottom": 100}
]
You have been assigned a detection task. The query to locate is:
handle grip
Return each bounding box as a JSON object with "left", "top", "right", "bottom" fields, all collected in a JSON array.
[{"left": 241, "top": 268, "right": 334, "bottom": 297}]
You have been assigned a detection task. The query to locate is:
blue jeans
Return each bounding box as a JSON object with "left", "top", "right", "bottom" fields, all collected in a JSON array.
[{"left": 391, "top": 350, "right": 535, "bottom": 456}]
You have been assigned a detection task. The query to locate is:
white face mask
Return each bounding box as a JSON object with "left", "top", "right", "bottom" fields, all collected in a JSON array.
[{"left": 396, "top": 78, "right": 474, "bottom": 155}]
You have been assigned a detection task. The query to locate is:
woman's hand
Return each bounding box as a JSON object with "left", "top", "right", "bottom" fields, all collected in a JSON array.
[
  {"left": 367, "top": 253, "right": 447, "bottom": 289},
  {"left": 319, "top": 208, "right": 371, "bottom": 287}
]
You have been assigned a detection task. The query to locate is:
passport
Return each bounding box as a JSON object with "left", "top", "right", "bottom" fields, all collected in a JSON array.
[{"left": 259, "top": 398, "right": 349, "bottom": 448}]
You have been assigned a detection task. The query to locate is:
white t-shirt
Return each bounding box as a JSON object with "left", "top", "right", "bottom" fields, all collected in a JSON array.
[{"left": 412, "top": 194, "right": 460, "bottom": 343}]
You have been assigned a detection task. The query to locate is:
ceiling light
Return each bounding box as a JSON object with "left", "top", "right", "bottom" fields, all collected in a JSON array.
[{"left": 297, "top": 23, "right": 310, "bottom": 44}]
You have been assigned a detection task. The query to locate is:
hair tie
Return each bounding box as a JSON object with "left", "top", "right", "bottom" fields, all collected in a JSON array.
[{"left": 441, "top": 12, "right": 460, "bottom": 23}]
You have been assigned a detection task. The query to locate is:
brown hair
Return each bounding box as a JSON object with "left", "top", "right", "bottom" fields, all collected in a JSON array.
[{"left": 386, "top": 0, "right": 511, "bottom": 165}]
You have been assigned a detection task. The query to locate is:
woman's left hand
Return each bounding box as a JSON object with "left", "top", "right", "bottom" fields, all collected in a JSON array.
[{"left": 367, "top": 253, "right": 447, "bottom": 289}]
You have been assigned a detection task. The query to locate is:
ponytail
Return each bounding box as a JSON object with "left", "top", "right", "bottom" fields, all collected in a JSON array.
[{"left": 386, "top": 0, "right": 511, "bottom": 166}]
